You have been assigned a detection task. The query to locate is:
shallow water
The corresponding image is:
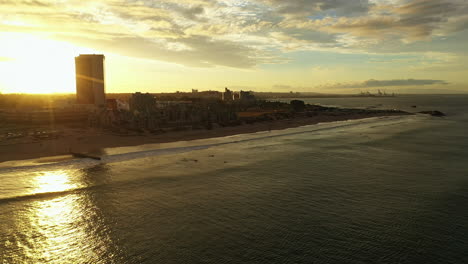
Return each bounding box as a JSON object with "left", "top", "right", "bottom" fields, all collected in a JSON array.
[{"left": 1, "top": 95, "right": 468, "bottom": 263}]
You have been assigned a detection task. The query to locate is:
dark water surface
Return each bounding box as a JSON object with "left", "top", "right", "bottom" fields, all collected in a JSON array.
[{"left": 1, "top": 95, "right": 468, "bottom": 263}]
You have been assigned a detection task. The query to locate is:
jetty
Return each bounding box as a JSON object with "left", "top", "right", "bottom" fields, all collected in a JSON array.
[{"left": 71, "top": 152, "right": 102, "bottom": 160}]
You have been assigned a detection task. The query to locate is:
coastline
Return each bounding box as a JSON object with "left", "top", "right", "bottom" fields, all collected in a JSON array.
[{"left": 0, "top": 112, "right": 409, "bottom": 164}]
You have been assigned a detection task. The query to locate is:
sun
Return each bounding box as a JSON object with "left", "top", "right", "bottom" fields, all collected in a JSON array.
[{"left": 0, "top": 33, "right": 98, "bottom": 94}]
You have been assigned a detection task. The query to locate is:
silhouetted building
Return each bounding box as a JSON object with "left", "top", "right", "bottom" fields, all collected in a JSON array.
[
  {"left": 156, "top": 101, "right": 192, "bottom": 109},
  {"left": 75, "top": 54, "right": 106, "bottom": 107},
  {"left": 239, "top": 90, "right": 256, "bottom": 103},
  {"left": 129, "top": 92, "right": 156, "bottom": 113},
  {"left": 222, "top": 87, "right": 234, "bottom": 101}
]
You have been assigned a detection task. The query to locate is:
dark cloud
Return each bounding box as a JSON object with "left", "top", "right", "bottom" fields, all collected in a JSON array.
[
  {"left": 444, "top": 14, "right": 468, "bottom": 33},
  {"left": 261, "top": 0, "right": 371, "bottom": 17},
  {"left": 395, "top": 0, "right": 463, "bottom": 38},
  {"left": 397, "top": 0, "right": 460, "bottom": 17},
  {"left": 179, "top": 5, "right": 205, "bottom": 20},
  {"left": 323, "top": 0, "right": 468, "bottom": 41}
]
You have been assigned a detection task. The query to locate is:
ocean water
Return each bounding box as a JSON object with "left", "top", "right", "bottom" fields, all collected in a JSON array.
[{"left": 1, "top": 95, "right": 468, "bottom": 264}]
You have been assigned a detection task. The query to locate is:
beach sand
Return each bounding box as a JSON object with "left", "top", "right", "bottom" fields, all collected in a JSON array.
[{"left": 0, "top": 112, "right": 407, "bottom": 163}]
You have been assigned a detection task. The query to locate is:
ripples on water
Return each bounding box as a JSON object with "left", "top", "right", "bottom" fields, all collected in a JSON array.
[{"left": 1, "top": 95, "right": 468, "bottom": 263}]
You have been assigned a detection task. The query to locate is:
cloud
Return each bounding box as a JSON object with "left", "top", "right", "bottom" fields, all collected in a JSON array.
[
  {"left": 443, "top": 14, "right": 468, "bottom": 33},
  {"left": 1, "top": 0, "right": 468, "bottom": 68},
  {"left": 276, "top": 0, "right": 468, "bottom": 47},
  {"left": 56, "top": 34, "right": 283, "bottom": 68},
  {"left": 260, "top": 0, "right": 372, "bottom": 17},
  {"left": 363, "top": 79, "right": 449, "bottom": 87},
  {"left": 0, "top": 0, "right": 50, "bottom": 6},
  {"left": 179, "top": 5, "right": 206, "bottom": 20},
  {"left": 321, "top": 79, "right": 450, "bottom": 89}
]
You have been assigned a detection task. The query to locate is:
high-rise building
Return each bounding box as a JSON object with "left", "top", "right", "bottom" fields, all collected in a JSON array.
[{"left": 75, "top": 54, "right": 106, "bottom": 107}]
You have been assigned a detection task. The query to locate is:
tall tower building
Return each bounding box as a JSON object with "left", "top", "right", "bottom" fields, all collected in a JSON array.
[{"left": 75, "top": 54, "right": 106, "bottom": 107}]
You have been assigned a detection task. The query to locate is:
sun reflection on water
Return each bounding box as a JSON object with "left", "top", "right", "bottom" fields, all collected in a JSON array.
[
  {"left": 33, "top": 170, "right": 79, "bottom": 194},
  {"left": 13, "top": 169, "right": 115, "bottom": 263},
  {"left": 28, "top": 195, "right": 86, "bottom": 263}
]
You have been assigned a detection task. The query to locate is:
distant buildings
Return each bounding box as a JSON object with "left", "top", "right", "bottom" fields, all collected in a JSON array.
[
  {"left": 71, "top": 54, "right": 258, "bottom": 130},
  {"left": 239, "top": 90, "right": 256, "bottom": 103},
  {"left": 222, "top": 88, "right": 234, "bottom": 101},
  {"left": 75, "top": 54, "right": 106, "bottom": 107},
  {"left": 223, "top": 88, "right": 256, "bottom": 103},
  {"left": 156, "top": 100, "right": 192, "bottom": 109},
  {"left": 357, "top": 90, "right": 396, "bottom": 97},
  {"left": 129, "top": 92, "right": 156, "bottom": 114}
]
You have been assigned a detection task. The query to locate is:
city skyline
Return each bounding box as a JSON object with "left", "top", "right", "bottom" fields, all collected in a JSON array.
[{"left": 0, "top": 0, "right": 467, "bottom": 94}]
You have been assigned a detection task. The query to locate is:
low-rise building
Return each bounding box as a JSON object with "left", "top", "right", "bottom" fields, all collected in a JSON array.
[
  {"left": 129, "top": 92, "right": 156, "bottom": 114},
  {"left": 239, "top": 90, "right": 256, "bottom": 103},
  {"left": 222, "top": 88, "right": 234, "bottom": 101}
]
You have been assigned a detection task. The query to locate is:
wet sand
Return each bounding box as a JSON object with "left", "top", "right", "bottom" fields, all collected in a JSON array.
[{"left": 0, "top": 112, "right": 407, "bottom": 163}]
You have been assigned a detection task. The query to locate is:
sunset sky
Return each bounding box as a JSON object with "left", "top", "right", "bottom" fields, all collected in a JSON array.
[{"left": 0, "top": 0, "right": 467, "bottom": 94}]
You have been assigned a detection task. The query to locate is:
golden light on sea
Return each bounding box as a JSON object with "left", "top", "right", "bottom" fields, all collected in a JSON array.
[
  {"left": 33, "top": 170, "right": 78, "bottom": 194},
  {"left": 10, "top": 169, "right": 113, "bottom": 263},
  {"left": 25, "top": 170, "right": 86, "bottom": 262}
]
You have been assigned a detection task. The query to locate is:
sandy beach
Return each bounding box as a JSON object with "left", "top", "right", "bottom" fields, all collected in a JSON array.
[{"left": 0, "top": 112, "right": 410, "bottom": 163}]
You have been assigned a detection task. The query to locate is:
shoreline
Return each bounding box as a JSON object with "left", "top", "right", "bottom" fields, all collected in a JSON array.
[{"left": 0, "top": 112, "right": 409, "bottom": 164}]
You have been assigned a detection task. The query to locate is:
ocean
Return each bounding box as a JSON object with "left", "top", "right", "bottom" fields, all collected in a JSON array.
[{"left": 1, "top": 94, "right": 468, "bottom": 263}]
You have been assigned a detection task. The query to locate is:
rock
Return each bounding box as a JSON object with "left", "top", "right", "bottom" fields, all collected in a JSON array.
[{"left": 419, "top": 110, "right": 446, "bottom": 117}]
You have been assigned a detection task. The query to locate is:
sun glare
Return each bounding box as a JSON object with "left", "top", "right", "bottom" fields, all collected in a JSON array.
[{"left": 0, "top": 33, "right": 98, "bottom": 94}]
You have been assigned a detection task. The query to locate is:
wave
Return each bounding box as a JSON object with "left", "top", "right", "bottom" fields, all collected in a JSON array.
[
  {"left": 0, "top": 186, "right": 92, "bottom": 205},
  {"left": 0, "top": 115, "right": 424, "bottom": 204},
  {"left": 0, "top": 115, "right": 420, "bottom": 173}
]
